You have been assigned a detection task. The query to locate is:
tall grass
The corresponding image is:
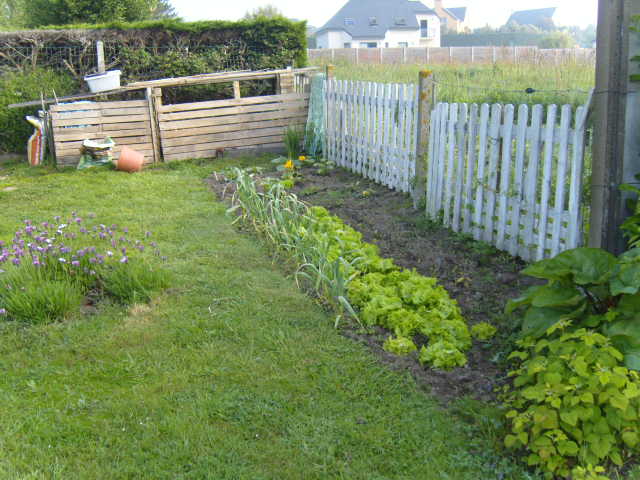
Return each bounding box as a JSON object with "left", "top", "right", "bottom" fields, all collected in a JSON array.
[{"left": 316, "top": 61, "right": 595, "bottom": 108}]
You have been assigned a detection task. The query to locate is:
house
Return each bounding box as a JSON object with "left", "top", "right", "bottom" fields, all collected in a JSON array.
[
  {"left": 432, "top": 0, "right": 467, "bottom": 33},
  {"left": 315, "top": 0, "right": 441, "bottom": 49},
  {"left": 507, "top": 7, "right": 556, "bottom": 31}
]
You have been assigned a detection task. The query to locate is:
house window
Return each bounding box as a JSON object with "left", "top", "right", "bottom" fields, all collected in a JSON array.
[
  {"left": 385, "top": 42, "right": 389, "bottom": 48},
  {"left": 398, "top": 42, "right": 409, "bottom": 47},
  {"left": 420, "top": 20, "right": 428, "bottom": 38},
  {"left": 344, "top": 42, "right": 351, "bottom": 48},
  {"left": 360, "top": 42, "right": 377, "bottom": 48},
  {"left": 344, "top": 18, "right": 355, "bottom": 26},
  {"left": 369, "top": 17, "right": 378, "bottom": 26}
]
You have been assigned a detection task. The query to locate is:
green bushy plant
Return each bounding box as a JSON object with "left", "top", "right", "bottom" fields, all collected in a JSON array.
[
  {"left": 620, "top": 174, "right": 640, "bottom": 248},
  {"left": 101, "top": 261, "right": 169, "bottom": 304},
  {"left": 471, "top": 322, "right": 498, "bottom": 341},
  {"left": 283, "top": 126, "right": 304, "bottom": 160},
  {"left": 504, "top": 329, "right": 640, "bottom": 478},
  {"left": 0, "top": 69, "right": 77, "bottom": 153}
]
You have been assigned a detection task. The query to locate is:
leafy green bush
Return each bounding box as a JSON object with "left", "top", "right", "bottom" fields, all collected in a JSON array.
[
  {"left": 505, "top": 329, "right": 640, "bottom": 478},
  {"left": 621, "top": 174, "right": 640, "bottom": 248},
  {"left": 505, "top": 246, "right": 640, "bottom": 477},
  {"left": 0, "top": 69, "right": 77, "bottom": 153},
  {"left": 471, "top": 322, "right": 498, "bottom": 341}
]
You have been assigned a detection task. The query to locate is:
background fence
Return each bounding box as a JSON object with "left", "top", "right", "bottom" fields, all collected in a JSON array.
[
  {"left": 321, "top": 77, "right": 591, "bottom": 260},
  {"left": 310, "top": 47, "right": 596, "bottom": 66}
]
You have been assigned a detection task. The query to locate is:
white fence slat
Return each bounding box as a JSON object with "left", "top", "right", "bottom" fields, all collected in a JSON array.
[
  {"left": 485, "top": 104, "right": 503, "bottom": 244},
  {"left": 435, "top": 103, "right": 449, "bottom": 215},
  {"left": 510, "top": 104, "right": 529, "bottom": 257},
  {"left": 537, "top": 104, "right": 558, "bottom": 261},
  {"left": 568, "top": 105, "right": 586, "bottom": 249},
  {"left": 550, "top": 104, "right": 572, "bottom": 257},
  {"left": 521, "top": 105, "right": 544, "bottom": 261},
  {"left": 463, "top": 103, "right": 479, "bottom": 233},
  {"left": 473, "top": 104, "right": 491, "bottom": 240},
  {"left": 496, "top": 104, "right": 515, "bottom": 250},
  {"left": 443, "top": 104, "right": 458, "bottom": 227},
  {"left": 452, "top": 103, "right": 468, "bottom": 232}
]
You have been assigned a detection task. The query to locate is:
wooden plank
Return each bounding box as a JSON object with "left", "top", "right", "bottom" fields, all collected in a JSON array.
[
  {"left": 537, "top": 104, "right": 558, "bottom": 261},
  {"left": 56, "top": 143, "right": 154, "bottom": 157},
  {"left": 163, "top": 135, "right": 287, "bottom": 161},
  {"left": 233, "top": 81, "right": 241, "bottom": 99},
  {"left": 159, "top": 93, "right": 309, "bottom": 113},
  {"left": 484, "top": 104, "right": 503, "bottom": 244},
  {"left": 435, "top": 103, "right": 450, "bottom": 215},
  {"left": 452, "top": 103, "right": 468, "bottom": 232},
  {"left": 426, "top": 102, "right": 439, "bottom": 216},
  {"left": 148, "top": 87, "right": 162, "bottom": 164},
  {"left": 161, "top": 125, "right": 301, "bottom": 149},
  {"left": 49, "top": 100, "right": 149, "bottom": 112},
  {"left": 159, "top": 107, "right": 308, "bottom": 131},
  {"left": 496, "top": 104, "right": 515, "bottom": 250},
  {"left": 54, "top": 126, "right": 152, "bottom": 141},
  {"left": 510, "top": 104, "right": 529, "bottom": 257},
  {"left": 158, "top": 99, "right": 309, "bottom": 122},
  {"left": 521, "top": 105, "right": 544, "bottom": 261},
  {"left": 160, "top": 116, "right": 307, "bottom": 139},
  {"left": 463, "top": 103, "right": 479, "bottom": 234},
  {"left": 568, "top": 105, "right": 587, "bottom": 249},
  {"left": 162, "top": 130, "right": 287, "bottom": 155},
  {"left": 53, "top": 114, "right": 150, "bottom": 128},
  {"left": 473, "top": 104, "right": 491, "bottom": 240},
  {"left": 57, "top": 135, "right": 152, "bottom": 150},
  {"left": 550, "top": 104, "right": 572, "bottom": 257},
  {"left": 51, "top": 107, "right": 149, "bottom": 120}
]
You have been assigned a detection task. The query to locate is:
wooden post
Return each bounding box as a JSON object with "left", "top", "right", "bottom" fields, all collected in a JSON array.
[
  {"left": 325, "top": 64, "right": 335, "bottom": 80},
  {"left": 403, "top": 47, "right": 407, "bottom": 64},
  {"left": 589, "top": 0, "right": 640, "bottom": 253},
  {"left": 147, "top": 87, "right": 163, "bottom": 163},
  {"left": 96, "top": 41, "right": 105, "bottom": 73},
  {"left": 379, "top": 47, "right": 383, "bottom": 64},
  {"left": 413, "top": 70, "right": 434, "bottom": 208},
  {"left": 276, "top": 70, "right": 295, "bottom": 94},
  {"left": 233, "top": 81, "right": 241, "bottom": 99}
]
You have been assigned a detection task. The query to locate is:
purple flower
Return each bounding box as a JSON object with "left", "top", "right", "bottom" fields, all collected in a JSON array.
[
  {"left": 123, "top": 228, "right": 129, "bottom": 233},
  {"left": 11, "top": 258, "right": 20, "bottom": 266},
  {"left": 71, "top": 260, "right": 80, "bottom": 267},
  {"left": 106, "top": 251, "right": 114, "bottom": 257},
  {"left": 120, "top": 256, "right": 128, "bottom": 264},
  {"left": 0, "top": 308, "right": 6, "bottom": 316},
  {"left": 59, "top": 258, "right": 67, "bottom": 264},
  {"left": 145, "top": 231, "right": 151, "bottom": 238}
]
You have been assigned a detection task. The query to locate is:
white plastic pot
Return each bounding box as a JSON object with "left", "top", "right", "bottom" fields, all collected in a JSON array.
[{"left": 84, "top": 70, "right": 122, "bottom": 93}]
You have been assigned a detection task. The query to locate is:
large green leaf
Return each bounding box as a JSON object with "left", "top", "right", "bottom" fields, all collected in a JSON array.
[
  {"left": 521, "top": 307, "right": 569, "bottom": 339},
  {"left": 530, "top": 283, "right": 585, "bottom": 308},
  {"left": 506, "top": 285, "right": 543, "bottom": 314},
  {"left": 610, "top": 263, "right": 640, "bottom": 296},
  {"left": 603, "top": 318, "right": 640, "bottom": 370},
  {"left": 523, "top": 248, "right": 616, "bottom": 285}
]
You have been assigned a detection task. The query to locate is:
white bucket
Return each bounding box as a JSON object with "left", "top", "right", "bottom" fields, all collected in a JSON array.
[{"left": 84, "top": 70, "right": 122, "bottom": 93}]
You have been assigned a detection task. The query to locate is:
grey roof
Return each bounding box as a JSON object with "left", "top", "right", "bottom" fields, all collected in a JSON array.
[
  {"left": 446, "top": 7, "right": 466, "bottom": 22},
  {"left": 317, "top": 0, "right": 436, "bottom": 39},
  {"left": 508, "top": 7, "right": 556, "bottom": 27}
]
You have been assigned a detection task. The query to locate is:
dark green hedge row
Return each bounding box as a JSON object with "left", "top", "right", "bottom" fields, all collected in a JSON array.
[{"left": 441, "top": 32, "right": 547, "bottom": 47}]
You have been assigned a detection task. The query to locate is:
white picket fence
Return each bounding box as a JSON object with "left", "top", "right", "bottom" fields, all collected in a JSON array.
[
  {"left": 321, "top": 78, "right": 589, "bottom": 261},
  {"left": 427, "top": 102, "right": 588, "bottom": 261},
  {"left": 325, "top": 78, "right": 418, "bottom": 192}
]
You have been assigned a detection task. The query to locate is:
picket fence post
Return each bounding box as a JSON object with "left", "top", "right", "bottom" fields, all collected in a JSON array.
[{"left": 413, "top": 70, "right": 434, "bottom": 208}]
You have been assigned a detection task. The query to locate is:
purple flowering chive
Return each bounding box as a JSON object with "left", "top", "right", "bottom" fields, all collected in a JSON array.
[
  {"left": 150, "top": 242, "right": 157, "bottom": 248},
  {"left": 0, "top": 240, "right": 4, "bottom": 247},
  {"left": 89, "top": 257, "right": 97, "bottom": 264},
  {"left": 119, "top": 236, "right": 126, "bottom": 243},
  {"left": 74, "top": 217, "right": 82, "bottom": 224},
  {"left": 123, "top": 227, "right": 129, "bottom": 233},
  {"left": 0, "top": 308, "right": 6, "bottom": 316},
  {"left": 111, "top": 239, "right": 117, "bottom": 248},
  {"left": 32, "top": 256, "right": 41, "bottom": 267},
  {"left": 59, "top": 258, "right": 67, "bottom": 264},
  {"left": 145, "top": 231, "right": 151, "bottom": 238},
  {"left": 79, "top": 227, "right": 88, "bottom": 234},
  {"left": 90, "top": 270, "right": 96, "bottom": 276},
  {"left": 120, "top": 256, "right": 128, "bottom": 264},
  {"left": 121, "top": 247, "right": 127, "bottom": 254},
  {"left": 71, "top": 260, "right": 80, "bottom": 267},
  {"left": 137, "top": 245, "right": 145, "bottom": 252},
  {"left": 106, "top": 251, "right": 114, "bottom": 257}
]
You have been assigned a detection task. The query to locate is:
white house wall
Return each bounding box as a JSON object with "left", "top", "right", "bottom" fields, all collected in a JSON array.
[{"left": 316, "top": 30, "right": 353, "bottom": 49}]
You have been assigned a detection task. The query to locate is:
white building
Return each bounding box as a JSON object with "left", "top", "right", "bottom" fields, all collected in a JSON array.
[{"left": 315, "top": 0, "right": 441, "bottom": 49}]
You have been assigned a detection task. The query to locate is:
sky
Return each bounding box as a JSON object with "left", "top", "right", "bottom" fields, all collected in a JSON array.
[{"left": 173, "top": 0, "right": 598, "bottom": 29}]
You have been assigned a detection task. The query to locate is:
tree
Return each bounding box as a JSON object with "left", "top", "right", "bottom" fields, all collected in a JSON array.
[
  {"left": 0, "top": 0, "right": 26, "bottom": 29},
  {"left": 242, "top": 4, "right": 284, "bottom": 21},
  {"left": 151, "top": 0, "right": 179, "bottom": 20},
  {"left": 24, "top": 0, "right": 161, "bottom": 27},
  {"left": 538, "top": 31, "right": 576, "bottom": 49}
]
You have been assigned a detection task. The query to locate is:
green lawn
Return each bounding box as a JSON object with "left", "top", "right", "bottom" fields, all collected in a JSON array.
[{"left": 0, "top": 159, "right": 530, "bottom": 479}]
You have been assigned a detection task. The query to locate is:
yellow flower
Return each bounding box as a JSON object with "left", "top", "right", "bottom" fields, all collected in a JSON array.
[
  {"left": 284, "top": 159, "right": 294, "bottom": 169},
  {"left": 298, "top": 155, "right": 306, "bottom": 161}
]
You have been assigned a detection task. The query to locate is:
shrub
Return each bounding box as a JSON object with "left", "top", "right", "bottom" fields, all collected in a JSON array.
[
  {"left": 621, "top": 174, "right": 640, "bottom": 248},
  {"left": 504, "top": 329, "right": 640, "bottom": 478},
  {"left": 471, "top": 322, "right": 497, "bottom": 341},
  {"left": 0, "top": 213, "right": 168, "bottom": 323},
  {"left": 0, "top": 68, "right": 77, "bottom": 154}
]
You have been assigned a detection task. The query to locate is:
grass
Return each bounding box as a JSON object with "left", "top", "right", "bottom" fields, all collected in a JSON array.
[
  {"left": 315, "top": 61, "right": 595, "bottom": 108},
  {"left": 0, "top": 158, "right": 534, "bottom": 479}
]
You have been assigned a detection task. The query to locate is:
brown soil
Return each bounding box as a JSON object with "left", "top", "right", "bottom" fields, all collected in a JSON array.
[{"left": 206, "top": 167, "right": 536, "bottom": 404}]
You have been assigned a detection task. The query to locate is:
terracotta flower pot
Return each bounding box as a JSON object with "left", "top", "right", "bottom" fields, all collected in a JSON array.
[{"left": 117, "top": 146, "right": 145, "bottom": 173}]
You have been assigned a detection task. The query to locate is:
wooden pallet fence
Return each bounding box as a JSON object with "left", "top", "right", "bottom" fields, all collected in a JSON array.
[
  {"left": 426, "top": 101, "right": 588, "bottom": 261},
  {"left": 157, "top": 93, "right": 309, "bottom": 161},
  {"left": 324, "top": 78, "right": 418, "bottom": 192},
  {"left": 51, "top": 100, "right": 154, "bottom": 166}
]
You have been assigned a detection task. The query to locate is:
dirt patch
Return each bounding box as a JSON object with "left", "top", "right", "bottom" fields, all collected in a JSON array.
[{"left": 206, "top": 167, "right": 534, "bottom": 403}]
